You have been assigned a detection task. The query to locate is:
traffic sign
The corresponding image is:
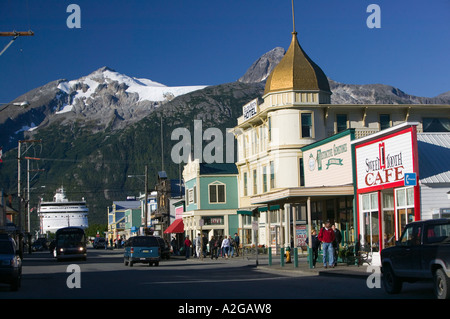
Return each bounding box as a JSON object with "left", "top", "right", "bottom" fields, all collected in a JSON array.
[{"left": 404, "top": 173, "right": 417, "bottom": 186}]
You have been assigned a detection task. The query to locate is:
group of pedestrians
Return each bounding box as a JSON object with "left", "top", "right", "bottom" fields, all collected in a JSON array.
[
  {"left": 183, "top": 233, "right": 240, "bottom": 259},
  {"left": 307, "top": 220, "right": 342, "bottom": 268}
]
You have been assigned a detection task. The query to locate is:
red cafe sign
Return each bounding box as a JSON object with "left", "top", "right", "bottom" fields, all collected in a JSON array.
[{"left": 355, "top": 127, "right": 416, "bottom": 192}]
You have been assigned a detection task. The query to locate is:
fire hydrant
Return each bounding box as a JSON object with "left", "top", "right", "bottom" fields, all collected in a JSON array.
[{"left": 286, "top": 246, "right": 291, "bottom": 263}]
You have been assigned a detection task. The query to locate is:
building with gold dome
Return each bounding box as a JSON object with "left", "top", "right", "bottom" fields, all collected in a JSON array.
[{"left": 231, "top": 23, "right": 450, "bottom": 253}]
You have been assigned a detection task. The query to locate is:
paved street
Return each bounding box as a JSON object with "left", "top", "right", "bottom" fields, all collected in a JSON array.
[{"left": 0, "top": 247, "right": 436, "bottom": 303}]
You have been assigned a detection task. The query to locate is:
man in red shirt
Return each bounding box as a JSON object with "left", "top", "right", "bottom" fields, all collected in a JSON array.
[
  {"left": 184, "top": 236, "right": 192, "bottom": 259},
  {"left": 318, "top": 220, "right": 335, "bottom": 268}
]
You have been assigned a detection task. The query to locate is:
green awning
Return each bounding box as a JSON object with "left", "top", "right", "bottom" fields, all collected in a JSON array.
[
  {"left": 257, "top": 205, "right": 280, "bottom": 212},
  {"left": 237, "top": 210, "right": 253, "bottom": 216}
]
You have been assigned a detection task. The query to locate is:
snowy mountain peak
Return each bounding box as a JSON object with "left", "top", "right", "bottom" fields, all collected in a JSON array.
[{"left": 57, "top": 66, "right": 205, "bottom": 104}]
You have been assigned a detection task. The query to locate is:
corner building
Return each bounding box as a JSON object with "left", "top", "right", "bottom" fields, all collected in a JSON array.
[{"left": 232, "top": 28, "right": 450, "bottom": 253}]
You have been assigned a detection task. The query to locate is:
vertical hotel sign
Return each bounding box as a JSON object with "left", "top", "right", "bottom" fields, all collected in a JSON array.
[
  {"left": 242, "top": 98, "right": 258, "bottom": 121},
  {"left": 354, "top": 127, "right": 417, "bottom": 192}
]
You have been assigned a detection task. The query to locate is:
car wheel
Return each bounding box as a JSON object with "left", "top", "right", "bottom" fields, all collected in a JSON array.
[
  {"left": 382, "top": 264, "right": 402, "bottom": 294},
  {"left": 124, "top": 258, "right": 128, "bottom": 266},
  {"left": 155, "top": 261, "right": 159, "bottom": 267},
  {"left": 434, "top": 268, "right": 450, "bottom": 299}
]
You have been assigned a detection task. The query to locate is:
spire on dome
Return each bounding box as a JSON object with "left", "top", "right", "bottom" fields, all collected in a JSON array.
[{"left": 263, "top": 1, "right": 331, "bottom": 97}]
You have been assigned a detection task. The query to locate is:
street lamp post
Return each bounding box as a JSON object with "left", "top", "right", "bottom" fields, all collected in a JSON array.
[{"left": 127, "top": 165, "right": 149, "bottom": 234}]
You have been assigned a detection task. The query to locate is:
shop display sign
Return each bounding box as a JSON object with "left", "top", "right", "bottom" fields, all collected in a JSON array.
[
  {"left": 355, "top": 128, "right": 415, "bottom": 191},
  {"left": 204, "top": 216, "right": 224, "bottom": 225},
  {"left": 296, "top": 225, "right": 307, "bottom": 247},
  {"left": 302, "top": 133, "right": 353, "bottom": 187}
]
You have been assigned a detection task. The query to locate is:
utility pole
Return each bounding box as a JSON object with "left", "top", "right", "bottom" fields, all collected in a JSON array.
[
  {"left": 0, "top": 31, "right": 34, "bottom": 57},
  {"left": 25, "top": 156, "right": 44, "bottom": 233},
  {"left": 17, "top": 140, "right": 42, "bottom": 232},
  {"left": 145, "top": 165, "right": 148, "bottom": 233}
]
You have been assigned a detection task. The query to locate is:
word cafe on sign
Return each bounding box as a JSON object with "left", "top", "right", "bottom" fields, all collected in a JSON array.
[{"left": 352, "top": 123, "right": 420, "bottom": 262}]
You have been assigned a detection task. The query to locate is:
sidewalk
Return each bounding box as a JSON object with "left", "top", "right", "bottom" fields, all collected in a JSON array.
[
  {"left": 248, "top": 254, "right": 370, "bottom": 279},
  {"left": 174, "top": 252, "right": 372, "bottom": 279}
]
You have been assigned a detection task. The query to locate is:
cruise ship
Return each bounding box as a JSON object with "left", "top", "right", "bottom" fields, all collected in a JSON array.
[{"left": 38, "top": 187, "right": 89, "bottom": 234}]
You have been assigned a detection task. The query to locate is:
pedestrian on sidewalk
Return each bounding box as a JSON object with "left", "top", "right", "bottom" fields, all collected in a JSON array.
[
  {"left": 184, "top": 236, "right": 192, "bottom": 259},
  {"left": 306, "top": 229, "right": 320, "bottom": 268},
  {"left": 318, "top": 220, "right": 335, "bottom": 268},
  {"left": 209, "top": 236, "right": 218, "bottom": 260},
  {"left": 332, "top": 224, "right": 342, "bottom": 267},
  {"left": 194, "top": 233, "right": 202, "bottom": 258},
  {"left": 228, "top": 235, "right": 235, "bottom": 257},
  {"left": 234, "top": 233, "right": 240, "bottom": 257},
  {"left": 216, "top": 236, "right": 223, "bottom": 258},
  {"left": 221, "top": 236, "right": 230, "bottom": 258}
]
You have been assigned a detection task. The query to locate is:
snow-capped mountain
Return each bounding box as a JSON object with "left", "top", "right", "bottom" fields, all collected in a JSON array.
[
  {"left": 0, "top": 67, "right": 207, "bottom": 151},
  {"left": 53, "top": 66, "right": 206, "bottom": 124},
  {"left": 57, "top": 67, "right": 205, "bottom": 107}
]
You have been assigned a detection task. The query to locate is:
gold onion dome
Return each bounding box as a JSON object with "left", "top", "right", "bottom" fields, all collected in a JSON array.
[{"left": 264, "top": 31, "right": 331, "bottom": 95}]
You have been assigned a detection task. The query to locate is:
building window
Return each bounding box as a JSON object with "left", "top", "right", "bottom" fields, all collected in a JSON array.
[
  {"left": 188, "top": 188, "right": 194, "bottom": 205},
  {"left": 243, "top": 172, "right": 248, "bottom": 196},
  {"left": 423, "top": 118, "right": 450, "bottom": 132},
  {"left": 396, "top": 187, "right": 415, "bottom": 238},
  {"left": 268, "top": 116, "right": 272, "bottom": 142},
  {"left": 193, "top": 186, "right": 197, "bottom": 204},
  {"left": 253, "top": 169, "right": 258, "bottom": 195},
  {"left": 263, "top": 166, "right": 267, "bottom": 193},
  {"left": 379, "top": 114, "right": 391, "bottom": 130},
  {"left": 252, "top": 130, "right": 258, "bottom": 155},
  {"left": 242, "top": 134, "right": 246, "bottom": 159},
  {"left": 209, "top": 182, "right": 226, "bottom": 204},
  {"left": 270, "top": 161, "right": 275, "bottom": 189},
  {"left": 336, "top": 114, "right": 348, "bottom": 133},
  {"left": 301, "top": 113, "right": 313, "bottom": 138},
  {"left": 360, "top": 192, "right": 379, "bottom": 252},
  {"left": 299, "top": 158, "right": 305, "bottom": 186}
]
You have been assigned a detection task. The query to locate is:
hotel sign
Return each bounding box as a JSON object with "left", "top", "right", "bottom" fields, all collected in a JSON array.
[
  {"left": 242, "top": 98, "right": 258, "bottom": 120},
  {"left": 302, "top": 132, "right": 353, "bottom": 187},
  {"left": 355, "top": 128, "right": 415, "bottom": 191}
]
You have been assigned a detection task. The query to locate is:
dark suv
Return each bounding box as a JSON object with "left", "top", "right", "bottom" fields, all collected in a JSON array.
[
  {"left": 0, "top": 235, "right": 22, "bottom": 291},
  {"left": 124, "top": 236, "right": 161, "bottom": 266}
]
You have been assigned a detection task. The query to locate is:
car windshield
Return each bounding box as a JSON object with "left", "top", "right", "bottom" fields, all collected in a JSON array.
[
  {"left": 0, "top": 241, "right": 14, "bottom": 254},
  {"left": 131, "top": 237, "right": 158, "bottom": 247},
  {"left": 57, "top": 233, "right": 84, "bottom": 248}
]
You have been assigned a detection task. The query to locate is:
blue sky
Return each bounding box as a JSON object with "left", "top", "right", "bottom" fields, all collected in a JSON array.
[{"left": 0, "top": 0, "right": 449, "bottom": 104}]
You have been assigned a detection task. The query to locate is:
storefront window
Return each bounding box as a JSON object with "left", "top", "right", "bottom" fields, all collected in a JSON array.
[
  {"left": 382, "top": 191, "right": 395, "bottom": 248},
  {"left": 361, "top": 193, "right": 379, "bottom": 252},
  {"left": 396, "top": 187, "right": 415, "bottom": 237}
]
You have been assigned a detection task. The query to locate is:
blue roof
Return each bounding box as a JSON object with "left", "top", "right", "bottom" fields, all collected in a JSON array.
[{"left": 113, "top": 201, "right": 141, "bottom": 210}]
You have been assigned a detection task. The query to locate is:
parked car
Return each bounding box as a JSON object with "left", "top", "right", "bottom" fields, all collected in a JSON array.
[
  {"left": 93, "top": 237, "right": 106, "bottom": 249},
  {"left": 124, "top": 236, "right": 160, "bottom": 267},
  {"left": 381, "top": 218, "right": 450, "bottom": 299},
  {"left": 0, "top": 235, "right": 22, "bottom": 291},
  {"left": 156, "top": 237, "right": 171, "bottom": 260},
  {"left": 32, "top": 237, "right": 48, "bottom": 251}
]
